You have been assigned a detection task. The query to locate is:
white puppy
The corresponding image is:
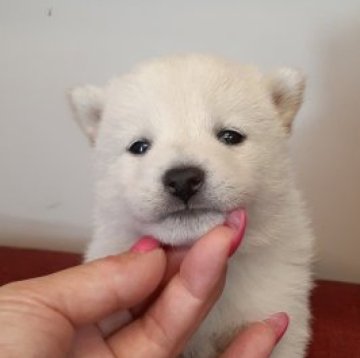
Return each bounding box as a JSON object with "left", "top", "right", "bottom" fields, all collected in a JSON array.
[{"left": 69, "top": 54, "right": 314, "bottom": 357}]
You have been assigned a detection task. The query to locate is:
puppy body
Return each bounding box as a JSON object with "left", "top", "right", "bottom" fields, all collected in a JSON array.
[{"left": 70, "top": 55, "right": 313, "bottom": 357}]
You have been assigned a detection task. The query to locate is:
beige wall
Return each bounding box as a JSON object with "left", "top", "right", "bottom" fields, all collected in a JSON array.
[
  {"left": 0, "top": 1, "right": 359, "bottom": 283},
  {"left": 291, "top": 21, "right": 360, "bottom": 283}
]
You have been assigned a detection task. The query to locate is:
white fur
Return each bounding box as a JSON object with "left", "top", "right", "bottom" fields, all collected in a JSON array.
[{"left": 69, "top": 54, "right": 313, "bottom": 357}]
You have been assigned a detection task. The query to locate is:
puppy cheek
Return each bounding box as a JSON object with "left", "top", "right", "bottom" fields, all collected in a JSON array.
[{"left": 125, "top": 186, "right": 166, "bottom": 221}]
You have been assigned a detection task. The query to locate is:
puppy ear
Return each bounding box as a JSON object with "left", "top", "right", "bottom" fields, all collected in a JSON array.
[
  {"left": 68, "top": 85, "right": 105, "bottom": 145},
  {"left": 267, "top": 68, "right": 306, "bottom": 132}
]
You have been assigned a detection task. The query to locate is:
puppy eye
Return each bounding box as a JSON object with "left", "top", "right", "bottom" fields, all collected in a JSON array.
[
  {"left": 127, "top": 139, "right": 151, "bottom": 155},
  {"left": 217, "top": 129, "right": 246, "bottom": 145}
]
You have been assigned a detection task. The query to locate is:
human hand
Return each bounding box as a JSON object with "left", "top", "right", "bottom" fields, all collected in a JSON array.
[{"left": 0, "top": 210, "right": 288, "bottom": 357}]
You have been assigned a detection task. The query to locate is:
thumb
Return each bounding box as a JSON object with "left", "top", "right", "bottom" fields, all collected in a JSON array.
[{"left": 1, "top": 244, "right": 166, "bottom": 327}]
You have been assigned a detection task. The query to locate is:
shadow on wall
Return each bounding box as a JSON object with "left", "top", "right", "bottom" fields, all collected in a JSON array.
[
  {"left": 293, "top": 22, "right": 360, "bottom": 283},
  {"left": 0, "top": 215, "right": 89, "bottom": 253}
]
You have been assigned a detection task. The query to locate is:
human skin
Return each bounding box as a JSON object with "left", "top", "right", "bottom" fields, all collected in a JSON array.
[{"left": 0, "top": 211, "right": 288, "bottom": 357}]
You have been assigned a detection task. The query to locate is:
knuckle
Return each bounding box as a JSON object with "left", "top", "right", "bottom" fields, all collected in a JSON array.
[{"left": 142, "top": 311, "right": 174, "bottom": 354}]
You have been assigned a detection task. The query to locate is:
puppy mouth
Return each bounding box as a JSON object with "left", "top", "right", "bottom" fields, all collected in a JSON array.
[{"left": 159, "top": 207, "right": 222, "bottom": 221}]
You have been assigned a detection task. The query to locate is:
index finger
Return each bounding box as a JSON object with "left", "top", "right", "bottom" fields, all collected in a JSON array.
[{"left": 107, "top": 210, "right": 246, "bottom": 358}]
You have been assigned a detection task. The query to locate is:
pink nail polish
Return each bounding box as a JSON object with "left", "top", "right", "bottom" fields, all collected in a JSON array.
[
  {"left": 130, "top": 236, "right": 160, "bottom": 253},
  {"left": 225, "top": 209, "right": 247, "bottom": 257},
  {"left": 265, "top": 312, "right": 289, "bottom": 343}
]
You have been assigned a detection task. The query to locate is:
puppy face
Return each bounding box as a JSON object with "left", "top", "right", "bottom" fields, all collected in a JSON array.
[{"left": 70, "top": 55, "right": 305, "bottom": 245}]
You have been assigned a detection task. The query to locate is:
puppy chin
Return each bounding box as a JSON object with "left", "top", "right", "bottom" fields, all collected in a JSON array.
[{"left": 141, "top": 211, "right": 226, "bottom": 246}]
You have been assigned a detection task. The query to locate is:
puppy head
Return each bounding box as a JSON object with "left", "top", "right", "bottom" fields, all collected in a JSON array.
[{"left": 69, "top": 55, "right": 305, "bottom": 245}]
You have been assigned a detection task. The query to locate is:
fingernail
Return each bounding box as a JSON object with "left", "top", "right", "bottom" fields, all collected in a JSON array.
[
  {"left": 225, "top": 209, "right": 247, "bottom": 257},
  {"left": 264, "top": 312, "right": 289, "bottom": 343},
  {"left": 130, "top": 236, "right": 160, "bottom": 253}
]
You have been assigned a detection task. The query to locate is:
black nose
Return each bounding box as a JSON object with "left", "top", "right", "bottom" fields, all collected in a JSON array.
[{"left": 162, "top": 166, "right": 205, "bottom": 203}]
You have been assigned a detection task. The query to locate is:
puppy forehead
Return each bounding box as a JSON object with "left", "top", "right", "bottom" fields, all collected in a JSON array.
[{"left": 105, "top": 55, "right": 271, "bottom": 132}]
